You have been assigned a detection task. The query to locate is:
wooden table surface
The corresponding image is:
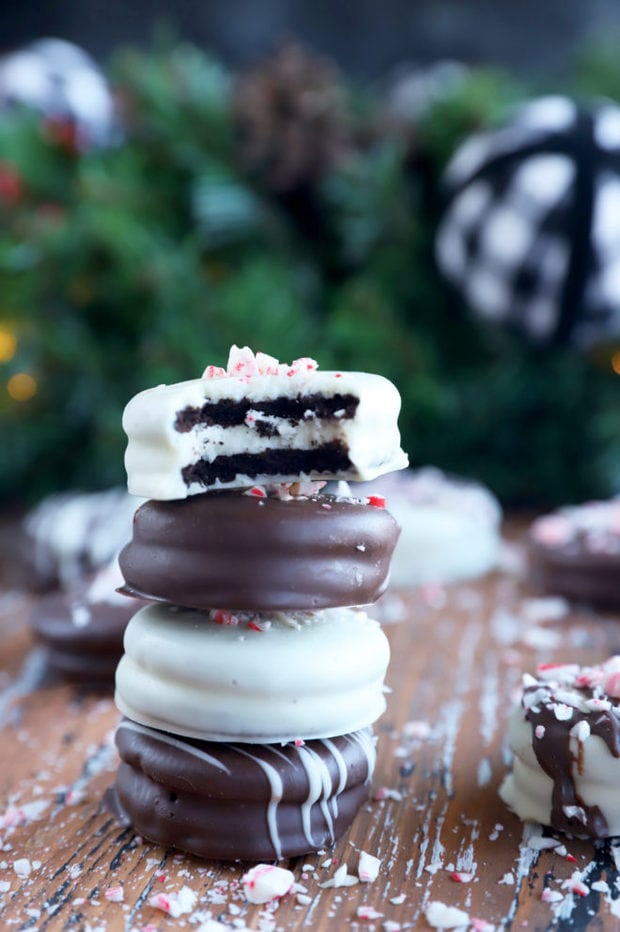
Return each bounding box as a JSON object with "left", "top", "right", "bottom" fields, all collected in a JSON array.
[{"left": 2, "top": 527, "right": 620, "bottom": 931}]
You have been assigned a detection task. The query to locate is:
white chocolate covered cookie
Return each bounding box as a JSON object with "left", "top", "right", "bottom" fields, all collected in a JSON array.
[
  {"left": 115, "top": 602, "right": 390, "bottom": 743},
  {"left": 500, "top": 658, "right": 620, "bottom": 838},
  {"left": 123, "top": 347, "right": 408, "bottom": 500}
]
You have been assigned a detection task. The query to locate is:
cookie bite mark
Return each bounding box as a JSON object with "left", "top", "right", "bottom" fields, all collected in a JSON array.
[{"left": 123, "top": 348, "right": 407, "bottom": 500}]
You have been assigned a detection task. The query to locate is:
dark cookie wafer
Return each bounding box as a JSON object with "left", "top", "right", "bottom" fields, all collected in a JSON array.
[
  {"left": 32, "top": 569, "right": 144, "bottom": 683},
  {"left": 529, "top": 499, "right": 620, "bottom": 609},
  {"left": 112, "top": 718, "right": 376, "bottom": 861}
]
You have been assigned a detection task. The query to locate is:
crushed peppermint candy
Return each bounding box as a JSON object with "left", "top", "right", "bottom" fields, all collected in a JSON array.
[
  {"left": 526, "top": 835, "right": 561, "bottom": 851},
  {"left": 319, "top": 864, "right": 359, "bottom": 889},
  {"left": 1, "top": 799, "right": 49, "bottom": 829},
  {"left": 105, "top": 884, "right": 125, "bottom": 902},
  {"left": 357, "top": 905, "right": 383, "bottom": 920},
  {"left": 569, "top": 720, "right": 590, "bottom": 742},
  {"left": 13, "top": 858, "right": 36, "bottom": 878},
  {"left": 450, "top": 871, "right": 474, "bottom": 883},
  {"left": 358, "top": 851, "right": 381, "bottom": 883},
  {"left": 552, "top": 703, "right": 573, "bottom": 721},
  {"left": 541, "top": 888, "right": 564, "bottom": 903},
  {"left": 241, "top": 864, "right": 294, "bottom": 904},
  {"left": 374, "top": 786, "right": 403, "bottom": 802},
  {"left": 425, "top": 901, "right": 470, "bottom": 929},
  {"left": 563, "top": 873, "right": 589, "bottom": 897},
  {"left": 148, "top": 886, "right": 198, "bottom": 917},
  {"left": 202, "top": 346, "right": 319, "bottom": 380}
]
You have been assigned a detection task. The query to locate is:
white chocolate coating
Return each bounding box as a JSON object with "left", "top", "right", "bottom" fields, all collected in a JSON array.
[
  {"left": 24, "top": 488, "right": 140, "bottom": 588},
  {"left": 123, "top": 370, "right": 408, "bottom": 500},
  {"left": 500, "top": 659, "right": 620, "bottom": 837},
  {"left": 359, "top": 467, "right": 501, "bottom": 586},
  {"left": 115, "top": 603, "right": 391, "bottom": 743},
  {"left": 500, "top": 706, "right": 620, "bottom": 836}
]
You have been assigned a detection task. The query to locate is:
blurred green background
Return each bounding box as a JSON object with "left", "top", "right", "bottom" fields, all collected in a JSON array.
[{"left": 1, "top": 31, "right": 620, "bottom": 507}]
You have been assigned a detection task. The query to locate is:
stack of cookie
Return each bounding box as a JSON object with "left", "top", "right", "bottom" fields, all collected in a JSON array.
[{"left": 111, "top": 346, "right": 407, "bottom": 860}]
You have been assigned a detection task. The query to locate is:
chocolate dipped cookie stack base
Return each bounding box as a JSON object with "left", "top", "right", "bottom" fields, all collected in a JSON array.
[{"left": 111, "top": 346, "right": 406, "bottom": 861}]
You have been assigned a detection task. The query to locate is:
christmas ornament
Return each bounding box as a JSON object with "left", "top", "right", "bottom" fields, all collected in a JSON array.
[
  {"left": 435, "top": 95, "right": 620, "bottom": 347},
  {"left": 234, "top": 43, "right": 350, "bottom": 194},
  {"left": 0, "top": 38, "right": 117, "bottom": 148}
]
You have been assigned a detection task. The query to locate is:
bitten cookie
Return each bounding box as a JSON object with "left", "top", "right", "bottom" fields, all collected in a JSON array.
[
  {"left": 112, "top": 719, "right": 376, "bottom": 861},
  {"left": 500, "top": 658, "right": 620, "bottom": 838},
  {"left": 123, "top": 349, "right": 407, "bottom": 500},
  {"left": 529, "top": 498, "right": 620, "bottom": 609}
]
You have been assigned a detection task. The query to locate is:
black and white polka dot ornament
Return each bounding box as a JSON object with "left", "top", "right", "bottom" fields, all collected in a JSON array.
[
  {"left": 435, "top": 96, "right": 620, "bottom": 348},
  {"left": 0, "top": 38, "right": 117, "bottom": 148}
]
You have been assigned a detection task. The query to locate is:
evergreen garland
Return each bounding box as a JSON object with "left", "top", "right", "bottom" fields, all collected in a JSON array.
[{"left": 1, "top": 41, "right": 618, "bottom": 506}]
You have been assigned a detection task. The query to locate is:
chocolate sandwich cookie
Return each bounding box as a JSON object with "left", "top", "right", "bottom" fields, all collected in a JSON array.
[
  {"left": 32, "top": 562, "right": 145, "bottom": 683},
  {"left": 115, "top": 602, "right": 390, "bottom": 742},
  {"left": 500, "top": 658, "right": 620, "bottom": 838},
  {"left": 123, "top": 347, "right": 407, "bottom": 500},
  {"left": 22, "top": 488, "right": 138, "bottom": 591},
  {"left": 528, "top": 499, "right": 620, "bottom": 609},
  {"left": 119, "top": 490, "right": 400, "bottom": 611},
  {"left": 113, "top": 718, "right": 376, "bottom": 860}
]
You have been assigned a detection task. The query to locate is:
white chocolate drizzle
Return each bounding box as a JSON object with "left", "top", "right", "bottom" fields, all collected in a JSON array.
[{"left": 117, "top": 720, "right": 230, "bottom": 774}]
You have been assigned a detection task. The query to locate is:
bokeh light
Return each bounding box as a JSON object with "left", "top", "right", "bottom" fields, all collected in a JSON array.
[
  {"left": 7, "top": 372, "right": 37, "bottom": 402},
  {"left": 0, "top": 327, "right": 17, "bottom": 363},
  {"left": 612, "top": 351, "right": 620, "bottom": 375}
]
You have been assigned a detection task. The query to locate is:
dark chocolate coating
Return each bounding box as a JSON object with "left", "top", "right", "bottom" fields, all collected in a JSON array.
[
  {"left": 31, "top": 591, "right": 140, "bottom": 683},
  {"left": 119, "top": 491, "right": 400, "bottom": 611},
  {"left": 528, "top": 540, "right": 620, "bottom": 610},
  {"left": 113, "top": 719, "right": 375, "bottom": 861},
  {"left": 523, "top": 680, "right": 620, "bottom": 837}
]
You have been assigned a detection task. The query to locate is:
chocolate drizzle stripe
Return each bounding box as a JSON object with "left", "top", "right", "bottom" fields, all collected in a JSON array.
[
  {"left": 524, "top": 683, "right": 620, "bottom": 838},
  {"left": 322, "top": 737, "right": 348, "bottom": 817},
  {"left": 230, "top": 745, "right": 285, "bottom": 859},
  {"left": 296, "top": 744, "right": 335, "bottom": 846},
  {"left": 174, "top": 393, "right": 359, "bottom": 432},
  {"left": 116, "top": 723, "right": 376, "bottom": 860}
]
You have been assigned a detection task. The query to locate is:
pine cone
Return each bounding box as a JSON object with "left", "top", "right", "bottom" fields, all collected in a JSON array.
[{"left": 234, "top": 43, "right": 350, "bottom": 194}]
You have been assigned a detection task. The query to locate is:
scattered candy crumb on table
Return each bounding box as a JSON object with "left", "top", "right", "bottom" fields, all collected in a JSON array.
[{"left": 3, "top": 522, "right": 620, "bottom": 930}]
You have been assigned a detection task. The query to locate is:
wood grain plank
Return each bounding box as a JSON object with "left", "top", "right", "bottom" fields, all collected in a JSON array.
[{"left": 2, "top": 538, "right": 620, "bottom": 930}]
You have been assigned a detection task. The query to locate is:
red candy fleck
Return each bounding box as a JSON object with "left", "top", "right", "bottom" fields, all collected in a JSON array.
[
  {"left": 570, "top": 880, "right": 589, "bottom": 896},
  {"left": 367, "top": 495, "right": 386, "bottom": 508},
  {"left": 203, "top": 365, "right": 226, "bottom": 379},
  {"left": 565, "top": 854, "right": 577, "bottom": 863},
  {"left": 212, "top": 610, "right": 239, "bottom": 626},
  {"left": 248, "top": 621, "right": 265, "bottom": 632},
  {"left": 247, "top": 486, "right": 266, "bottom": 497}
]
